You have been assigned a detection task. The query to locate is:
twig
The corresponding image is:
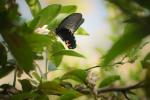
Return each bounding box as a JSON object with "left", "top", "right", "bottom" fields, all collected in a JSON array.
[
  {"left": 85, "top": 66, "right": 101, "bottom": 71},
  {"left": 45, "top": 48, "right": 48, "bottom": 79},
  {"left": 122, "top": 91, "right": 130, "bottom": 100},
  {"left": 86, "top": 55, "right": 128, "bottom": 71},
  {"left": 34, "top": 61, "right": 43, "bottom": 76},
  {"left": 13, "top": 66, "right": 17, "bottom": 87}
]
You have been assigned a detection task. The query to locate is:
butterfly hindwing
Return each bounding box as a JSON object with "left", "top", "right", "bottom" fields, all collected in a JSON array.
[{"left": 56, "top": 13, "right": 84, "bottom": 49}]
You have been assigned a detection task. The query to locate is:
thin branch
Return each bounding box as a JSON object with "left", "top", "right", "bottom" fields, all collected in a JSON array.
[
  {"left": 45, "top": 48, "right": 48, "bottom": 79},
  {"left": 97, "top": 81, "right": 144, "bottom": 94},
  {"left": 86, "top": 55, "right": 128, "bottom": 71},
  {"left": 75, "top": 81, "right": 144, "bottom": 95},
  {"left": 122, "top": 91, "right": 130, "bottom": 100},
  {"left": 85, "top": 66, "right": 101, "bottom": 71},
  {"left": 13, "top": 66, "right": 17, "bottom": 87},
  {"left": 34, "top": 61, "right": 43, "bottom": 76}
]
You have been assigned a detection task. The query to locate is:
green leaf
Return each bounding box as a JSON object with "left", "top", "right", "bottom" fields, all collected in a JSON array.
[
  {"left": 11, "top": 92, "right": 37, "bottom": 100},
  {"left": 35, "top": 4, "right": 61, "bottom": 27},
  {"left": 60, "top": 5, "right": 77, "bottom": 13},
  {"left": 62, "top": 69, "right": 87, "bottom": 84},
  {"left": 28, "top": 16, "right": 40, "bottom": 30},
  {"left": 24, "top": 34, "right": 52, "bottom": 52},
  {"left": 99, "top": 75, "right": 120, "bottom": 88},
  {"left": 0, "top": 65, "right": 14, "bottom": 78},
  {"left": 19, "top": 79, "right": 33, "bottom": 92},
  {"left": 141, "top": 52, "right": 150, "bottom": 68},
  {"left": 48, "top": 5, "right": 77, "bottom": 30},
  {"left": 102, "top": 22, "right": 150, "bottom": 66},
  {"left": 38, "top": 81, "right": 71, "bottom": 95},
  {"left": 50, "top": 41, "right": 65, "bottom": 67},
  {"left": 32, "top": 71, "right": 41, "bottom": 82},
  {"left": 25, "top": 0, "right": 41, "bottom": 17},
  {"left": 0, "top": 43, "right": 7, "bottom": 66},
  {"left": 134, "top": 0, "right": 150, "bottom": 10},
  {"left": 52, "top": 50, "right": 85, "bottom": 58},
  {"left": 1, "top": 34, "right": 34, "bottom": 73},
  {"left": 76, "top": 27, "right": 89, "bottom": 35},
  {"left": 60, "top": 91, "right": 81, "bottom": 100},
  {"left": 34, "top": 94, "right": 49, "bottom": 100}
]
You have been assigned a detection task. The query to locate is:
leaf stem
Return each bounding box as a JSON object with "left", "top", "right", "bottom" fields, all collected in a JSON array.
[{"left": 13, "top": 66, "right": 17, "bottom": 87}]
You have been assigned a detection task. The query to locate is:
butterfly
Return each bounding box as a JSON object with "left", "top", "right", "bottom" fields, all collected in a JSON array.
[{"left": 55, "top": 13, "right": 84, "bottom": 49}]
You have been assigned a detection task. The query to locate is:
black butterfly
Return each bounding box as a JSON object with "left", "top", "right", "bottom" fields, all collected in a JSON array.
[{"left": 55, "top": 13, "right": 84, "bottom": 49}]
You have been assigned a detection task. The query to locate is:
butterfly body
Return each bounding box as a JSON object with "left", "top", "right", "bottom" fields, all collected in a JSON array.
[{"left": 56, "top": 13, "right": 84, "bottom": 49}]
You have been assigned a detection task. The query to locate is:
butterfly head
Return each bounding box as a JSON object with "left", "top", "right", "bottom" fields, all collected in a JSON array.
[{"left": 65, "top": 39, "right": 76, "bottom": 49}]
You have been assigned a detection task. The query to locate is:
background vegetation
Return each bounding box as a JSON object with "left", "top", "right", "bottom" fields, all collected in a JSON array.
[{"left": 0, "top": 0, "right": 150, "bottom": 100}]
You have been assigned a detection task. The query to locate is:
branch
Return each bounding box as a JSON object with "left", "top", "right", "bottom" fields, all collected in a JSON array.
[{"left": 75, "top": 81, "right": 144, "bottom": 96}]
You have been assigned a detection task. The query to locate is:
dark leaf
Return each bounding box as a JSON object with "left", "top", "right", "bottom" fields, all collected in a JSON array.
[
  {"left": 11, "top": 92, "right": 36, "bottom": 100},
  {"left": 19, "top": 79, "right": 33, "bottom": 92},
  {"left": 0, "top": 65, "right": 14, "bottom": 78},
  {"left": 0, "top": 43, "right": 7, "bottom": 66},
  {"left": 24, "top": 34, "right": 52, "bottom": 52},
  {"left": 141, "top": 52, "right": 150, "bottom": 68},
  {"left": 2, "top": 34, "right": 34, "bottom": 73}
]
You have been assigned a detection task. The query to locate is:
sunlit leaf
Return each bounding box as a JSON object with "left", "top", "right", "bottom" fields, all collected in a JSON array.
[
  {"left": 35, "top": 4, "right": 61, "bottom": 27},
  {"left": 48, "top": 5, "right": 77, "bottom": 30},
  {"left": 62, "top": 69, "right": 87, "bottom": 84},
  {"left": 52, "top": 50, "right": 85, "bottom": 58},
  {"left": 32, "top": 71, "right": 41, "bottom": 82},
  {"left": 76, "top": 27, "right": 89, "bottom": 35},
  {"left": 60, "top": 91, "right": 82, "bottom": 100},
  {"left": 60, "top": 5, "right": 77, "bottom": 13},
  {"left": 99, "top": 75, "right": 120, "bottom": 88},
  {"left": 25, "top": 0, "right": 41, "bottom": 17}
]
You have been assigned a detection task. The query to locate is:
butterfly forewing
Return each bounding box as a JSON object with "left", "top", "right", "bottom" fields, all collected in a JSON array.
[
  {"left": 56, "top": 13, "right": 84, "bottom": 49},
  {"left": 57, "top": 13, "right": 84, "bottom": 33}
]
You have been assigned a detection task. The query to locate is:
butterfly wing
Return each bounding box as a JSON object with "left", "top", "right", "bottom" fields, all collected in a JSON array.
[
  {"left": 57, "top": 13, "right": 84, "bottom": 33},
  {"left": 56, "top": 13, "right": 84, "bottom": 49}
]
